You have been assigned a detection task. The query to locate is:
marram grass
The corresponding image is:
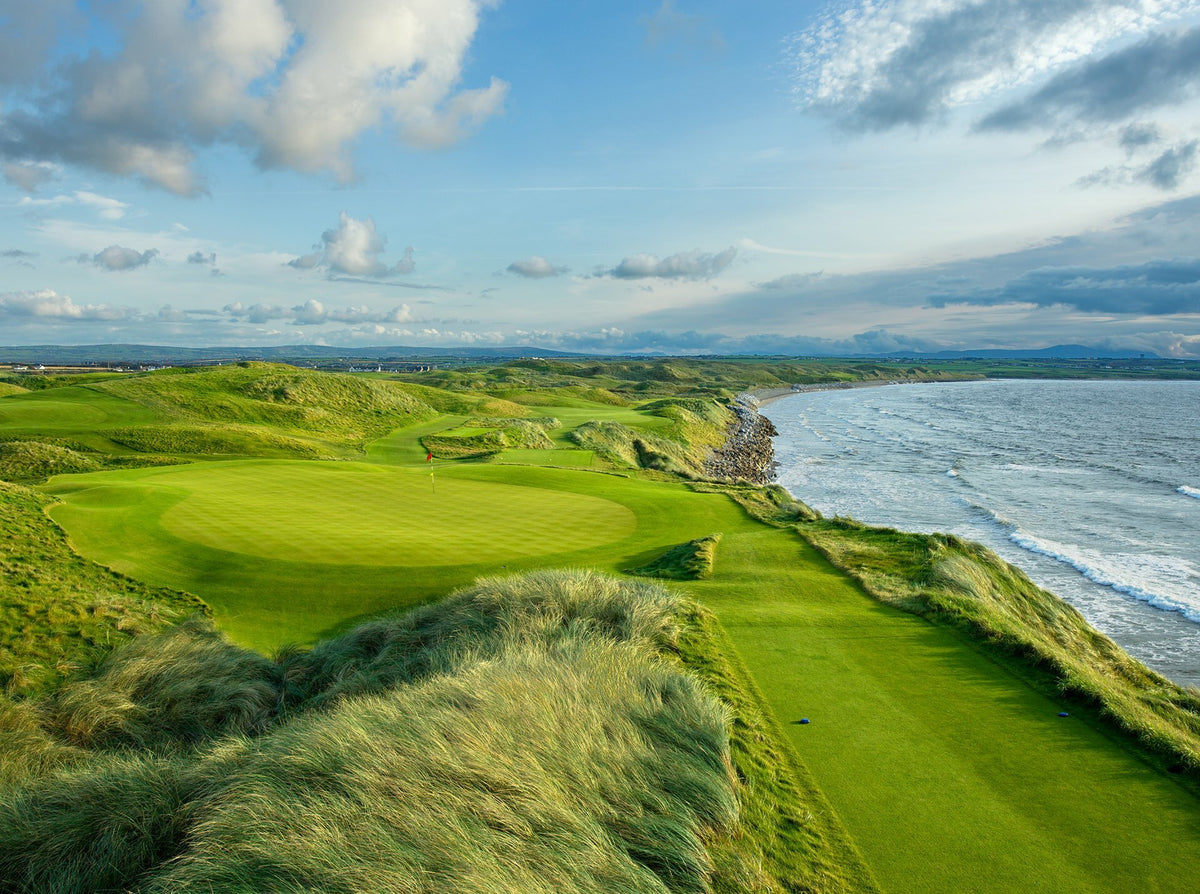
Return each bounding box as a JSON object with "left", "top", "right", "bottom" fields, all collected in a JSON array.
[{"left": 0, "top": 571, "right": 740, "bottom": 894}]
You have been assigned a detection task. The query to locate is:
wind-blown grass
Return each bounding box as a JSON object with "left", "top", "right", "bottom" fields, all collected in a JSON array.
[
  {"left": 0, "top": 481, "right": 204, "bottom": 697},
  {"left": 0, "top": 571, "right": 739, "bottom": 894},
  {"left": 0, "top": 440, "right": 100, "bottom": 481}
]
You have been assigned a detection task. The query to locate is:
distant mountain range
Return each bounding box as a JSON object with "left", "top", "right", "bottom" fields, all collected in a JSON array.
[{"left": 0, "top": 342, "right": 1161, "bottom": 365}]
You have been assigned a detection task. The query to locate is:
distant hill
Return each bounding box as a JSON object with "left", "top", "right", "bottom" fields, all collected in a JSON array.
[
  {"left": 0, "top": 343, "right": 583, "bottom": 365},
  {"left": 0, "top": 341, "right": 1164, "bottom": 365},
  {"left": 867, "top": 344, "right": 1158, "bottom": 360}
]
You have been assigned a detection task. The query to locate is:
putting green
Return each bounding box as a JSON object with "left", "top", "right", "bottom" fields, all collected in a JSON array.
[{"left": 143, "top": 461, "right": 638, "bottom": 565}]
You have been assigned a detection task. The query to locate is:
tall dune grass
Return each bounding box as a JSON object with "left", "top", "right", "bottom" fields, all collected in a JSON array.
[{"left": 0, "top": 571, "right": 738, "bottom": 894}]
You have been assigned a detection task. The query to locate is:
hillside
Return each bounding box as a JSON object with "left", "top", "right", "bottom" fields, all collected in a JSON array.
[{"left": 3, "top": 359, "right": 1200, "bottom": 892}]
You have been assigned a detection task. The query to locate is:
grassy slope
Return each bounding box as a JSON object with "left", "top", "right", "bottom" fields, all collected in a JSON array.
[
  {"left": 0, "top": 481, "right": 205, "bottom": 697},
  {"left": 0, "top": 572, "right": 740, "bottom": 894},
  {"left": 0, "top": 363, "right": 462, "bottom": 480},
  {"left": 7, "top": 360, "right": 1200, "bottom": 892}
]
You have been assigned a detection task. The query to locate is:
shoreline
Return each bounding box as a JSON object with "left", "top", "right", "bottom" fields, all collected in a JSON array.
[
  {"left": 748, "top": 376, "right": 959, "bottom": 408},
  {"left": 751, "top": 377, "right": 1200, "bottom": 689},
  {"left": 714, "top": 378, "right": 946, "bottom": 483}
]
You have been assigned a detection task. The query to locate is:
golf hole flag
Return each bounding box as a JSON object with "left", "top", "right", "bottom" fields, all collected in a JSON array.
[{"left": 426, "top": 451, "right": 433, "bottom": 462}]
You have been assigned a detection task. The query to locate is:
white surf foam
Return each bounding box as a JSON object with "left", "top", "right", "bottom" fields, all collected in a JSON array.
[{"left": 1007, "top": 529, "right": 1200, "bottom": 622}]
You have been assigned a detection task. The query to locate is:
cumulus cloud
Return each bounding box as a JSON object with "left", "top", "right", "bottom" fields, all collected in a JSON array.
[
  {"left": 791, "top": 0, "right": 1194, "bottom": 130},
  {"left": 608, "top": 247, "right": 736, "bottom": 279},
  {"left": 1, "top": 249, "right": 36, "bottom": 259},
  {"left": 0, "top": 289, "right": 129, "bottom": 320},
  {"left": 511, "top": 325, "right": 943, "bottom": 357},
  {"left": 187, "top": 251, "right": 217, "bottom": 266},
  {"left": 0, "top": 1, "right": 507, "bottom": 194},
  {"left": 290, "top": 213, "right": 414, "bottom": 278},
  {"left": 506, "top": 256, "right": 567, "bottom": 278},
  {"left": 82, "top": 245, "right": 159, "bottom": 271}
]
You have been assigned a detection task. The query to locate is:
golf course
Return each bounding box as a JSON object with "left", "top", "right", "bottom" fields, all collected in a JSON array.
[{"left": 3, "top": 358, "right": 1200, "bottom": 892}]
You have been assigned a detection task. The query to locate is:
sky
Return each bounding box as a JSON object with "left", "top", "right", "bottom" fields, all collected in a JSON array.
[{"left": 3, "top": 0, "right": 1200, "bottom": 356}]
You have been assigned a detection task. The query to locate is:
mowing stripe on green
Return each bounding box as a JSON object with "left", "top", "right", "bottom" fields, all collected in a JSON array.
[{"left": 158, "top": 461, "right": 636, "bottom": 565}]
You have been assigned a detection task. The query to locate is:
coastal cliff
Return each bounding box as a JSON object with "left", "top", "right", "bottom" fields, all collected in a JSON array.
[{"left": 703, "top": 394, "right": 778, "bottom": 484}]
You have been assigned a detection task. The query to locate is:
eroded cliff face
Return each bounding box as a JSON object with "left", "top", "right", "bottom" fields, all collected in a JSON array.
[{"left": 703, "top": 396, "right": 777, "bottom": 485}]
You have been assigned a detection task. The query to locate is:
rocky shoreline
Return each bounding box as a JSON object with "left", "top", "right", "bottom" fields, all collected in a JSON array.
[{"left": 703, "top": 394, "right": 778, "bottom": 484}]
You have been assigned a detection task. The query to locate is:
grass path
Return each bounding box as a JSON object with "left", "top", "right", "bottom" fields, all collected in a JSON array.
[{"left": 691, "top": 528, "right": 1200, "bottom": 893}]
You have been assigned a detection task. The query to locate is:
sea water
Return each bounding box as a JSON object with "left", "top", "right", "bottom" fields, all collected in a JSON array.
[{"left": 762, "top": 379, "right": 1200, "bottom": 687}]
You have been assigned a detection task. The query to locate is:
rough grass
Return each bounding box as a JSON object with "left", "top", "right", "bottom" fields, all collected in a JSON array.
[
  {"left": 801, "top": 518, "right": 1200, "bottom": 774},
  {"left": 565, "top": 399, "right": 732, "bottom": 477},
  {"left": 0, "top": 441, "right": 100, "bottom": 481},
  {"left": 95, "top": 363, "right": 439, "bottom": 452},
  {"left": 0, "top": 571, "right": 738, "bottom": 894},
  {"left": 422, "top": 417, "right": 559, "bottom": 458},
  {"left": 628, "top": 535, "right": 723, "bottom": 581},
  {"left": 0, "top": 481, "right": 205, "bottom": 697}
]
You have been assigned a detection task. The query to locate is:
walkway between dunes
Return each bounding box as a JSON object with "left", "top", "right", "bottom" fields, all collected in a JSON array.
[{"left": 690, "top": 527, "right": 1200, "bottom": 894}]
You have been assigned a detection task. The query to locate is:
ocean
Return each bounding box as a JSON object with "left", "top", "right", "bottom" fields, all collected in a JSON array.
[{"left": 762, "top": 379, "right": 1200, "bottom": 688}]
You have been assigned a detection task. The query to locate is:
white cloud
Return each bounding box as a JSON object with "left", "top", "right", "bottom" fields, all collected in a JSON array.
[
  {"left": 17, "top": 190, "right": 129, "bottom": 220},
  {"left": 0, "top": 0, "right": 507, "bottom": 193},
  {"left": 609, "top": 247, "right": 736, "bottom": 279},
  {"left": 290, "top": 212, "right": 415, "bottom": 277},
  {"left": 507, "top": 256, "right": 567, "bottom": 278},
  {"left": 0, "top": 289, "right": 129, "bottom": 320},
  {"left": 84, "top": 245, "right": 159, "bottom": 271},
  {"left": 790, "top": 0, "right": 1200, "bottom": 129},
  {"left": 224, "top": 298, "right": 416, "bottom": 325}
]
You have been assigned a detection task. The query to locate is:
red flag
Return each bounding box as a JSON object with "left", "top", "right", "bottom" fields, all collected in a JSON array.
[{"left": 426, "top": 451, "right": 433, "bottom": 462}]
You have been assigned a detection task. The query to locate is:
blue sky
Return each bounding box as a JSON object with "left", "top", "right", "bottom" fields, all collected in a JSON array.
[{"left": 3, "top": 0, "right": 1200, "bottom": 355}]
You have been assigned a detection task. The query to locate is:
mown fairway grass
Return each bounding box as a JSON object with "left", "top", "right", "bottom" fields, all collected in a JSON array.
[{"left": 690, "top": 528, "right": 1200, "bottom": 893}]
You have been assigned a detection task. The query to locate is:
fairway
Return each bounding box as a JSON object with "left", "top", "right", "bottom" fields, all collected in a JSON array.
[{"left": 691, "top": 529, "right": 1200, "bottom": 893}]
